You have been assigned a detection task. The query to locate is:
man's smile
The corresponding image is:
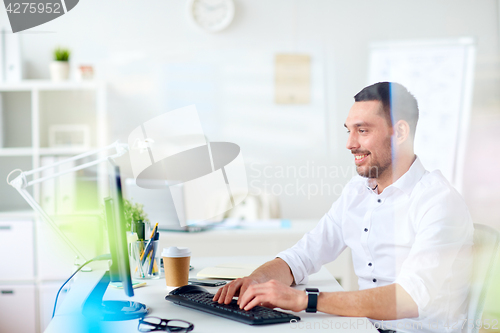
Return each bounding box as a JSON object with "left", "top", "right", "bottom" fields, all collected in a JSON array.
[{"left": 354, "top": 153, "right": 370, "bottom": 164}]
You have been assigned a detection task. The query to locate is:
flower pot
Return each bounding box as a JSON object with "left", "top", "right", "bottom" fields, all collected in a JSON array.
[{"left": 50, "top": 61, "right": 70, "bottom": 81}]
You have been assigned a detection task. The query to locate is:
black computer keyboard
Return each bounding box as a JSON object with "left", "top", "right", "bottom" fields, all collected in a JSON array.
[{"left": 165, "top": 285, "right": 301, "bottom": 325}]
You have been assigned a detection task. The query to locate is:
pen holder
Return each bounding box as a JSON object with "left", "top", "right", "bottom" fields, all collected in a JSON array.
[{"left": 130, "top": 240, "right": 161, "bottom": 280}]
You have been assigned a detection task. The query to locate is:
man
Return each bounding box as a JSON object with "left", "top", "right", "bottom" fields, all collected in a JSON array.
[{"left": 213, "top": 82, "right": 473, "bottom": 333}]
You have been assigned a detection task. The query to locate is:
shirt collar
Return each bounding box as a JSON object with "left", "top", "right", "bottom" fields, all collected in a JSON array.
[{"left": 365, "top": 156, "right": 427, "bottom": 196}]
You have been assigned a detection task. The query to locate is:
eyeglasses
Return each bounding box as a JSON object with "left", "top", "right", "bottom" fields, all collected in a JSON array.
[{"left": 138, "top": 316, "right": 194, "bottom": 332}]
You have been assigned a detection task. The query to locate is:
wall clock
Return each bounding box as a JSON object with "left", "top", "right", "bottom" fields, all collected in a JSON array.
[{"left": 187, "top": 0, "right": 235, "bottom": 32}]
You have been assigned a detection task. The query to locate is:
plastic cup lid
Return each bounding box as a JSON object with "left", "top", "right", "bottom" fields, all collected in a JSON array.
[{"left": 162, "top": 246, "right": 191, "bottom": 258}]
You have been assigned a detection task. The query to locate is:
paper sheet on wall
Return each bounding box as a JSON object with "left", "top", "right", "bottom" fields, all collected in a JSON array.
[{"left": 275, "top": 53, "right": 311, "bottom": 104}]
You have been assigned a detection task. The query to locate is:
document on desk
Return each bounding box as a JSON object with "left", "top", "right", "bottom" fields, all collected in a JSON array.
[
  {"left": 197, "top": 263, "right": 260, "bottom": 279},
  {"left": 210, "top": 219, "right": 291, "bottom": 230}
]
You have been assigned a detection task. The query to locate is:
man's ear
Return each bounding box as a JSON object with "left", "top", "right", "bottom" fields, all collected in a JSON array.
[{"left": 394, "top": 120, "right": 410, "bottom": 144}]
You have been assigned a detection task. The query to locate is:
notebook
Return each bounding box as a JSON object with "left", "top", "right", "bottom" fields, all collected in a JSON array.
[{"left": 196, "top": 263, "right": 260, "bottom": 279}]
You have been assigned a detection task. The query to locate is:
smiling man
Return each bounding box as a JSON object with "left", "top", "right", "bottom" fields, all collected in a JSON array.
[{"left": 213, "top": 82, "right": 473, "bottom": 333}]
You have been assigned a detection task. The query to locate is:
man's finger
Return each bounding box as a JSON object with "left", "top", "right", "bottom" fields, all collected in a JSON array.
[
  {"left": 216, "top": 283, "right": 231, "bottom": 303},
  {"left": 212, "top": 287, "right": 222, "bottom": 301},
  {"left": 224, "top": 279, "right": 243, "bottom": 304},
  {"left": 212, "top": 286, "right": 223, "bottom": 301},
  {"left": 237, "top": 280, "right": 253, "bottom": 305},
  {"left": 238, "top": 284, "right": 267, "bottom": 309},
  {"left": 244, "top": 295, "right": 265, "bottom": 311}
]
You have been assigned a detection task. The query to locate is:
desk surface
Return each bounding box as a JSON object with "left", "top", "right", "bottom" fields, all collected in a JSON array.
[{"left": 45, "top": 256, "right": 377, "bottom": 333}]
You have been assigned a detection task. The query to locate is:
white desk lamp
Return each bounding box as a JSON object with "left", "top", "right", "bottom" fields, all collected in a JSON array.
[{"left": 6, "top": 141, "right": 129, "bottom": 264}]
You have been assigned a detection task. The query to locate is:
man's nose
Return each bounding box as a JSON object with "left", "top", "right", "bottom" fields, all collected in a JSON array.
[{"left": 346, "top": 132, "right": 359, "bottom": 151}]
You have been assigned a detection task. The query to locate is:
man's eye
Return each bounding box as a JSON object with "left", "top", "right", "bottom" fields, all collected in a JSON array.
[
  {"left": 359, "top": 129, "right": 367, "bottom": 133},
  {"left": 346, "top": 130, "right": 351, "bottom": 134}
]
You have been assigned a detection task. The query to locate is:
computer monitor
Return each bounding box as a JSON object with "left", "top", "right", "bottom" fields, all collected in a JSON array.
[
  {"left": 81, "top": 158, "right": 148, "bottom": 321},
  {"left": 104, "top": 161, "right": 134, "bottom": 296}
]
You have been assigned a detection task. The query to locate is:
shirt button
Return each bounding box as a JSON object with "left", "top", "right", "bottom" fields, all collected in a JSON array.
[
  {"left": 377, "top": 199, "right": 381, "bottom": 203},
  {"left": 364, "top": 228, "right": 368, "bottom": 232},
  {"left": 373, "top": 278, "right": 377, "bottom": 283},
  {"left": 368, "top": 262, "right": 372, "bottom": 266}
]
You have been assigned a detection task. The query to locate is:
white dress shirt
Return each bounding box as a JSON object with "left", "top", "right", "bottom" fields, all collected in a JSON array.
[{"left": 277, "top": 157, "right": 473, "bottom": 333}]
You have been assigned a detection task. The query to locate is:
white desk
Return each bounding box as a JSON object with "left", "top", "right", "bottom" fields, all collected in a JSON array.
[{"left": 45, "top": 256, "right": 377, "bottom": 333}]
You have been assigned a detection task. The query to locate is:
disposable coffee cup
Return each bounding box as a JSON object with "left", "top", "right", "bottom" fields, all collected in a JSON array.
[{"left": 162, "top": 247, "right": 191, "bottom": 287}]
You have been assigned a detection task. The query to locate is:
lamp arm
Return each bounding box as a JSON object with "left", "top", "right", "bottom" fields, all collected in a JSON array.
[
  {"left": 16, "top": 186, "right": 88, "bottom": 261},
  {"left": 26, "top": 148, "right": 127, "bottom": 187},
  {"left": 22, "top": 141, "right": 128, "bottom": 178},
  {"left": 6, "top": 141, "right": 129, "bottom": 262}
]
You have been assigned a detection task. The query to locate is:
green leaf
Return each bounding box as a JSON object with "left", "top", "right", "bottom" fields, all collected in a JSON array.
[
  {"left": 54, "top": 47, "right": 70, "bottom": 61},
  {"left": 102, "top": 197, "right": 149, "bottom": 231}
]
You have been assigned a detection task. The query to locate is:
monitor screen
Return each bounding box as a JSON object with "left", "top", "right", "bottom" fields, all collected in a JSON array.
[
  {"left": 105, "top": 159, "right": 134, "bottom": 297},
  {"left": 81, "top": 158, "right": 148, "bottom": 321}
]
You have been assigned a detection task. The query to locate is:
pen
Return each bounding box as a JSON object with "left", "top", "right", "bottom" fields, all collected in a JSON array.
[
  {"left": 138, "top": 223, "right": 158, "bottom": 261},
  {"left": 152, "top": 231, "right": 160, "bottom": 273},
  {"left": 140, "top": 223, "right": 158, "bottom": 267},
  {"left": 135, "top": 222, "right": 159, "bottom": 274},
  {"left": 136, "top": 245, "right": 146, "bottom": 278},
  {"left": 148, "top": 230, "right": 160, "bottom": 275}
]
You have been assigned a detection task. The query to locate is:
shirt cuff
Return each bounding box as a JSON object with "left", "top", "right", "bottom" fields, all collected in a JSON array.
[
  {"left": 395, "top": 275, "right": 430, "bottom": 318},
  {"left": 276, "top": 250, "right": 309, "bottom": 285}
]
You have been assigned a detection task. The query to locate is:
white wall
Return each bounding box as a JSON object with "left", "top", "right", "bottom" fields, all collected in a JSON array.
[{"left": 1, "top": 0, "right": 499, "bottom": 226}]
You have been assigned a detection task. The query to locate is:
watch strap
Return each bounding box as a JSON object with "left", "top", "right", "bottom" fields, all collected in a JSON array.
[{"left": 305, "top": 288, "right": 319, "bottom": 313}]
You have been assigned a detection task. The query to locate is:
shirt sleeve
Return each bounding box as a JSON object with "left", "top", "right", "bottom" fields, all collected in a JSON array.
[
  {"left": 277, "top": 196, "right": 347, "bottom": 285},
  {"left": 394, "top": 183, "right": 474, "bottom": 318}
]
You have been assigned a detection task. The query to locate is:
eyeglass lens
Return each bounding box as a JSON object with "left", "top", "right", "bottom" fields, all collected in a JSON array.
[{"left": 138, "top": 317, "right": 193, "bottom": 332}]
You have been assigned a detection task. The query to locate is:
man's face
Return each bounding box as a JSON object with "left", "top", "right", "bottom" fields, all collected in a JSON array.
[{"left": 344, "top": 101, "right": 393, "bottom": 179}]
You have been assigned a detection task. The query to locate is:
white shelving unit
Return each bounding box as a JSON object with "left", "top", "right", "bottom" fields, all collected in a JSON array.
[
  {"left": 0, "top": 80, "right": 107, "bottom": 211},
  {"left": 0, "top": 80, "right": 108, "bottom": 333}
]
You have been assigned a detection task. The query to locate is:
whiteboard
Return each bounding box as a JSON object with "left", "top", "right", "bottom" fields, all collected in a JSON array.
[{"left": 368, "top": 38, "right": 476, "bottom": 193}]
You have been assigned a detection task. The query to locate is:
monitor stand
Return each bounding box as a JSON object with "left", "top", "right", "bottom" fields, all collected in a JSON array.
[{"left": 82, "top": 271, "right": 148, "bottom": 321}]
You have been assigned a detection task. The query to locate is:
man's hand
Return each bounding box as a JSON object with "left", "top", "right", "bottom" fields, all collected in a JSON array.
[
  {"left": 212, "top": 258, "right": 295, "bottom": 306},
  {"left": 212, "top": 276, "right": 260, "bottom": 305},
  {"left": 237, "top": 279, "right": 308, "bottom": 312}
]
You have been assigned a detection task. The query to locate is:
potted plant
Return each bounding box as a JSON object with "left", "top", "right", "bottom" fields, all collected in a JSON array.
[
  {"left": 123, "top": 198, "right": 149, "bottom": 232},
  {"left": 101, "top": 198, "right": 149, "bottom": 232},
  {"left": 50, "top": 47, "right": 71, "bottom": 81}
]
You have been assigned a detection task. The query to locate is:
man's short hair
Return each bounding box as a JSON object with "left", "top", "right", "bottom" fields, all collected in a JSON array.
[{"left": 354, "top": 82, "right": 419, "bottom": 139}]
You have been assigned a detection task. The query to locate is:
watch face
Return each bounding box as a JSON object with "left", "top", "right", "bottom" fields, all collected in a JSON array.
[{"left": 189, "top": 0, "right": 235, "bottom": 32}]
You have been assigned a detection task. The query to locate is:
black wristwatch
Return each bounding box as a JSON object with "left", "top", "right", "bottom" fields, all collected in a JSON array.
[{"left": 305, "top": 288, "right": 319, "bottom": 313}]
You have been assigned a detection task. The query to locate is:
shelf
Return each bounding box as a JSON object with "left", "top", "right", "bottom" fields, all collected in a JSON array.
[
  {"left": 39, "top": 147, "right": 95, "bottom": 155},
  {"left": 0, "top": 80, "right": 103, "bottom": 92},
  {"left": 0, "top": 82, "right": 107, "bottom": 217},
  {"left": 0, "top": 147, "right": 33, "bottom": 156},
  {"left": 0, "top": 211, "right": 34, "bottom": 218},
  {"left": 0, "top": 147, "right": 99, "bottom": 156}
]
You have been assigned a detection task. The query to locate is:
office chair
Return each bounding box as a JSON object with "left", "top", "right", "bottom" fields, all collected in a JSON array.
[{"left": 467, "top": 224, "right": 500, "bottom": 333}]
